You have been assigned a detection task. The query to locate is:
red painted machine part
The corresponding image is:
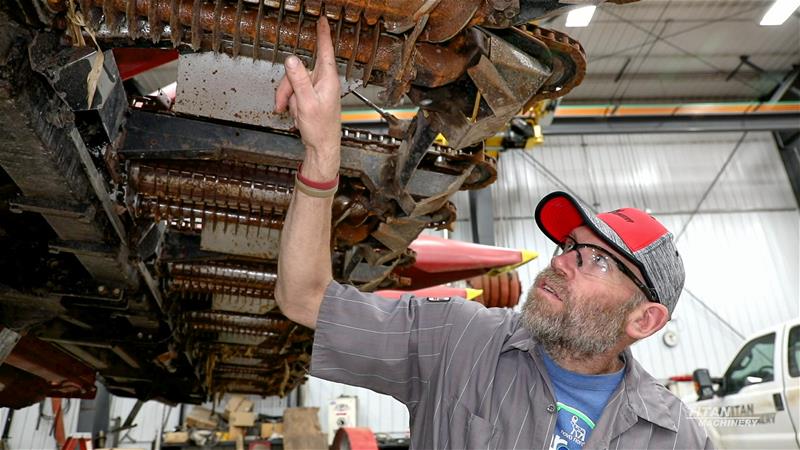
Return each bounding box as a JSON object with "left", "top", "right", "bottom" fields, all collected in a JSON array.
[
  {"left": 331, "top": 427, "right": 379, "bottom": 450},
  {"left": 376, "top": 286, "right": 475, "bottom": 300},
  {"left": 395, "top": 235, "right": 527, "bottom": 290},
  {"left": 409, "top": 235, "right": 524, "bottom": 272},
  {"left": 0, "top": 334, "right": 96, "bottom": 408},
  {"left": 467, "top": 271, "right": 522, "bottom": 308},
  {"left": 112, "top": 48, "right": 179, "bottom": 81}
]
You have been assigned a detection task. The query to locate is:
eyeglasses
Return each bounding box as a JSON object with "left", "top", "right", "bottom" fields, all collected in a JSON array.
[{"left": 553, "top": 236, "right": 656, "bottom": 302}]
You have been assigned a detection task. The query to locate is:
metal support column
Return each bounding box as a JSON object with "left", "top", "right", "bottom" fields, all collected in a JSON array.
[
  {"left": 774, "top": 130, "right": 800, "bottom": 208},
  {"left": 468, "top": 188, "right": 495, "bottom": 246},
  {"left": 77, "top": 381, "right": 111, "bottom": 448},
  {"left": 767, "top": 62, "right": 800, "bottom": 208}
]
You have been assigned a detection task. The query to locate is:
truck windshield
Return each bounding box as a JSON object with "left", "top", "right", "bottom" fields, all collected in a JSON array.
[{"left": 723, "top": 332, "right": 775, "bottom": 395}]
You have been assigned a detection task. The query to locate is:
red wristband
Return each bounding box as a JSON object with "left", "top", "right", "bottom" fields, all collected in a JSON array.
[{"left": 297, "top": 163, "right": 339, "bottom": 190}]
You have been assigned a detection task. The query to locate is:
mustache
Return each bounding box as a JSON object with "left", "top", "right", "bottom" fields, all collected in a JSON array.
[{"left": 536, "top": 267, "right": 570, "bottom": 300}]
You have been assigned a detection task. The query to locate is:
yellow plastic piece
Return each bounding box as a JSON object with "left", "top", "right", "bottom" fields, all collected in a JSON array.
[
  {"left": 485, "top": 135, "right": 504, "bottom": 147},
  {"left": 525, "top": 124, "right": 544, "bottom": 149},
  {"left": 465, "top": 288, "right": 484, "bottom": 301},
  {"left": 434, "top": 133, "right": 449, "bottom": 146},
  {"left": 519, "top": 249, "right": 538, "bottom": 265},
  {"left": 487, "top": 249, "right": 539, "bottom": 275}
]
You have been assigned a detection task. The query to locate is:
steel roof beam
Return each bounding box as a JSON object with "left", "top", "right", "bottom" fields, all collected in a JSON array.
[{"left": 544, "top": 113, "right": 800, "bottom": 134}]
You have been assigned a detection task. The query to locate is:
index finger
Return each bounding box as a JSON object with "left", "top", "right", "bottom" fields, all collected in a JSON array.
[
  {"left": 314, "top": 16, "right": 338, "bottom": 79},
  {"left": 274, "top": 74, "right": 293, "bottom": 113}
]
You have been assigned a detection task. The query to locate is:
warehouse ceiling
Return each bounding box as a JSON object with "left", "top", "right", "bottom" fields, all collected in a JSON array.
[{"left": 547, "top": 0, "right": 800, "bottom": 105}]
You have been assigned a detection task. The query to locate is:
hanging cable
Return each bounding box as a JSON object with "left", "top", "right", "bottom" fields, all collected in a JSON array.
[{"left": 674, "top": 131, "right": 748, "bottom": 242}]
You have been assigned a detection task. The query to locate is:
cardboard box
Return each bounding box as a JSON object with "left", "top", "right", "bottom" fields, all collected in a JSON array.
[
  {"left": 282, "top": 407, "right": 321, "bottom": 435},
  {"left": 283, "top": 408, "right": 326, "bottom": 450},
  {"left": 186, "top": 406, "right": 218, "bottom": 429},
  {"left": 228, "top": 425, "right": 245, "bottom": 440},
  {"left": 283, "top": 433, "right": 328, "bottom": 450},
  {"left": 229, "top": 411, "right": 256, "bottom": 427},
  {"left": 225, "top": 395, "right": 254, "bottom": 414},
  {"left": 260, "top": 422, "right": 284, "bottom": 438},
  {"left": 162, "top": 431, "right": 189, "bottom": 444}
]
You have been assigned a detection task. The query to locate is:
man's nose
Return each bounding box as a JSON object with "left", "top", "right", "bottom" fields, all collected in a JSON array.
[{"left": 550, "top": 250, "right": 577, "bottom": 278}]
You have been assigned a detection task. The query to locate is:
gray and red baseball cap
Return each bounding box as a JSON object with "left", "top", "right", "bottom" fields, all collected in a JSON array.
[{"left": 535, "top": 191, "right": 685, "bottom": 314}]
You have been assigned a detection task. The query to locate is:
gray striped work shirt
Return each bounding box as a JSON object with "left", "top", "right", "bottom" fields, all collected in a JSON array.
[{"left": 311, "top": 281, "right": 712, "bottom": 449}]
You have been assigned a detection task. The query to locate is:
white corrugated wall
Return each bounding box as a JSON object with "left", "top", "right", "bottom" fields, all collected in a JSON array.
[
  {"left": 107, "top": 397, "right": 181, "bottom": 449},
  {"left": 307, "top": 130, "right": 799, "bottom": 434},
  {"left": 0, "top": 399, "right": 81, "bottom": 450}
]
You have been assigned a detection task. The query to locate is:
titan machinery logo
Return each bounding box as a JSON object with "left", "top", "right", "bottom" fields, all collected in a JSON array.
[{"left": 689, "top": 404, "right": 776, "bottom": 428}]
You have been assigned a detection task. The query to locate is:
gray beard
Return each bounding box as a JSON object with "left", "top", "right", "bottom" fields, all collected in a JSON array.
[{"left": 521, "top": 267, "right": 634, "bottom": 361}]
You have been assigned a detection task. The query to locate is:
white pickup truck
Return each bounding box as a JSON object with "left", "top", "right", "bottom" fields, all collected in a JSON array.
[{"left": 684, "top": 318, "right": 800, "bottom": 449}]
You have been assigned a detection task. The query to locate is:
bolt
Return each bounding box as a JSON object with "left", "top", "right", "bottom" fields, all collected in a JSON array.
[
  {"left": 112, "top": 288, "right": 122, "bottom": 297},
  {"left": 97, "top": 285, "right": 108, "bottom": 295}
]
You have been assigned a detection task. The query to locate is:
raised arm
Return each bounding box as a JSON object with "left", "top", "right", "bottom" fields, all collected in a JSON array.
[{"left": 273, "top": 17, "right": 341, "bottom": 329}]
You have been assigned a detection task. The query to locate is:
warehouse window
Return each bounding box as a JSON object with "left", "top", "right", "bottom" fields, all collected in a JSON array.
[
  {"left": 723, "top": 333, "right": 775, "bottom": 396},
  {"left": 788, "top": 326, "right": 800, "bottom": 378}
]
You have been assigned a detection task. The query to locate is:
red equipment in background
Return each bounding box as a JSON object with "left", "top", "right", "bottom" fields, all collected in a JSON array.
[
  {"left": 0, "top": 330, "right": 96, "bottom": 409},
  {"left": 394, "top": 235, "right": 537, "bottom": 290},
  {"left": 384, "top": 235, "right": 537, "bottom": 308}
]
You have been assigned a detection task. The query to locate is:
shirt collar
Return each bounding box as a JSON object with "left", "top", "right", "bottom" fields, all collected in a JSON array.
[
  {"left": 620, "top": 349, "right": 678, "bottom": 432},
  {"left": 505, "top": 323, "right": 678, "bottom": 433}
]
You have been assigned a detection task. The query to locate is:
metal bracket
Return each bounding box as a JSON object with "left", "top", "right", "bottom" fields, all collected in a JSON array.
[
  {"left": 8, "top": 197, "right": 96, "bottom": 222},
  {"left": 174, "top": 52, "right": 363, "bottom": 130}
]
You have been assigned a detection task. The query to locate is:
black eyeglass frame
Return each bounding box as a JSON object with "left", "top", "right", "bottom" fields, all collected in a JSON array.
[{"left": 555, "top": 237, "right": 657, "bottom": 303}]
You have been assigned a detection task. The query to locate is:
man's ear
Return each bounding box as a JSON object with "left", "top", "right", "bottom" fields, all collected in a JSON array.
[{"left": 625, "top": 302, "right": 670, "bottom": 340}]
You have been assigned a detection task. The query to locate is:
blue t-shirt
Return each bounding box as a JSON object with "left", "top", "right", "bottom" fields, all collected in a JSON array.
[{"left": 540, "top": 348, "right": 625, "bottom": 450}]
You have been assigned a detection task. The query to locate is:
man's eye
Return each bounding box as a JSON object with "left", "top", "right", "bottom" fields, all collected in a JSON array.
[{"left": 592, "top": 254, "right": 610, "bottom": 272}]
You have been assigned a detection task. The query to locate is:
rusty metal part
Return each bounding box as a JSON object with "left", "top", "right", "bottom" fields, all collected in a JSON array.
[
  {"left": 2, "top": 335, "right": 97, "bottom": 399},
  {"left": 467, "top": 270, "right": 521, "bottom": 308},
  {"left": 170, "top": 278, "right": 275, "bottom": 298},
  {"left": 78, "top": 0, "right": 583, "bottom": 104},
  {"left": 170, "top": 262, "right": 277, "bottom": 290},
  {"left": 195, "top": 342, "right": 289, "bottom": 358},
  {"left": 129, "top": 162, "right": 295, "bottom": 213},
  {"left": 460, "top": 151, "right": 497, "bottom": 191},
  {"left": 282, "top": 0, "right": 493, "bottom": 42},
  {"left": 133, "top": 195, "right": 286, "bottom": 232},
  {"left": 521, "top": 24, "right": 586, "bottom": 105},
  {"left": 215, "top": 360, "right": 302, "bottom": 375},
  {"left": 168, "top": 262, "right": 278, "bottom": 302},
  {"left": 79, "top": 0, "right": 595, "bottom": 46},
  {"left": 84, "top": 0, "right": 400, "bottom": 83},
  {"left": 124, "top": 124, "right": 472, "bottom": 273},
  {"left": 128, "top": 159, "right": 382, "bottom": 244},
  {"left": 407, "top": 28, "right": 552, "bottom": 150},
  {"left": 184, "top": 310, "right": 292, "bottom": 334}
]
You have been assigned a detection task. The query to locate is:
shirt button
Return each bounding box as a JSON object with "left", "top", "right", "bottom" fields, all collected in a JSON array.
[{"left": 546, "top": 404, "right": 555, "bottom": 413}]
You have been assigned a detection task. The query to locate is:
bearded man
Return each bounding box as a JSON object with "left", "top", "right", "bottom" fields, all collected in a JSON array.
[{"left": 274, "top": 17, "right": 711, "bottom": 450}]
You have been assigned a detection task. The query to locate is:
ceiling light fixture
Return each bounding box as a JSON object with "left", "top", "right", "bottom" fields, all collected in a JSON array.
[
  {"left": 760, "top": 0, "right": 800, "bottom": 26},
  {"left": 565, "top": 5, "right": 597, "bottom": 28}
]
